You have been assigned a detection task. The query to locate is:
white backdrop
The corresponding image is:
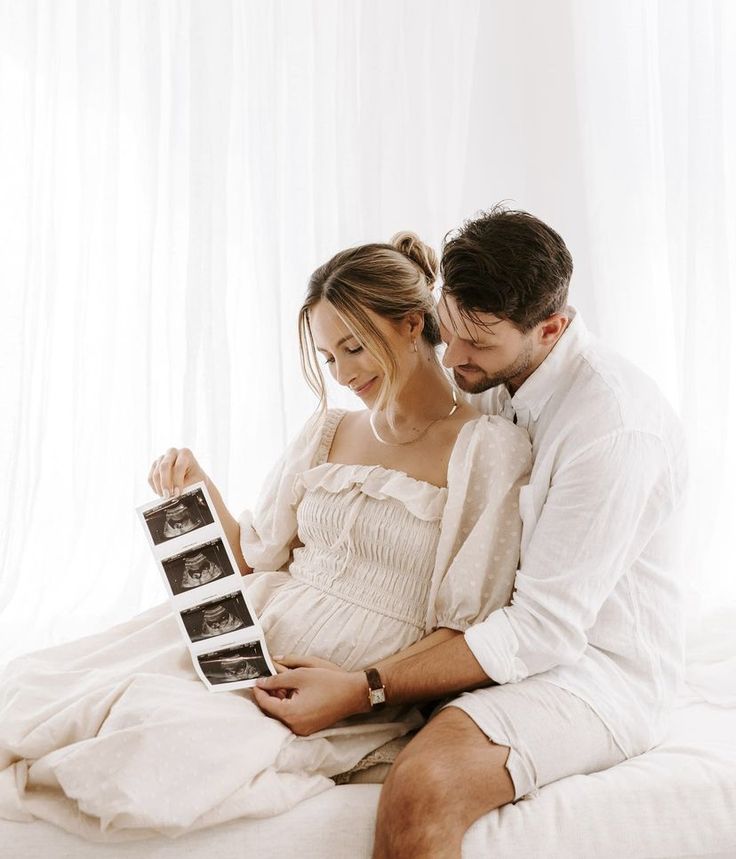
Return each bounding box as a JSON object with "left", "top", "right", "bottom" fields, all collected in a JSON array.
[{"left": 1, "top": 0, "right": 734, "bottom": 663}]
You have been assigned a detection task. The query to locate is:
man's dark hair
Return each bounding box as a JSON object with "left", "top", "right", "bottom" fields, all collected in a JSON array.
[{"left": 441, "top": 204, "right": 573, "bottom": 333}]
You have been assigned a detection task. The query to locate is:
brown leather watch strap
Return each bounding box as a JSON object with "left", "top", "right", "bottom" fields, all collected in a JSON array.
[{"left": 364, "top": 667, "right": 387, "bottom": 710}]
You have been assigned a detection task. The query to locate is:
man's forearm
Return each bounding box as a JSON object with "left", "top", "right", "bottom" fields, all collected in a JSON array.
[
  {"left": 253, "top": 627, "right": 497, "bottom": 733},
  {"left": 374, "top": 633, "right": 496, "bottom": 707},
  {"left": 378, "top": 628, "right": 460, "bottom": 668}
]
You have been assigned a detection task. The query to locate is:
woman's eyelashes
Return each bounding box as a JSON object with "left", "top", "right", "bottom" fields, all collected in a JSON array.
[{"left": 322, "top": 345, "right": 363, "bottom": 365}]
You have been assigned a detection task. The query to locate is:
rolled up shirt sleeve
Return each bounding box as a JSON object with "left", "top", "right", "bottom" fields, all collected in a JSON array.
[{"left": 465, "top": 429, "right": 680, "bottom": 684}]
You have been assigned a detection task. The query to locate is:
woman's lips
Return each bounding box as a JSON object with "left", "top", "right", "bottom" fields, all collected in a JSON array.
[{"left": 354, "top": 377, "right": 377, "bottom": 396}]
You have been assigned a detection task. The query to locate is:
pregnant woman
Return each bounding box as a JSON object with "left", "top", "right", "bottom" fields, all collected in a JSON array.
[{"left": 0, "top": 233, "right": 531, "bottom": 841}]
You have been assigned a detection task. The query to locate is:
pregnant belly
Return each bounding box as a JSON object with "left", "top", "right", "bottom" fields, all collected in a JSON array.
[{"left": 243, "top": 570, "right": 424, "bottom": 671}]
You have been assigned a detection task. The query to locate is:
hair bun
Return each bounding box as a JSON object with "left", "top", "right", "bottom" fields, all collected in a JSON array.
[{"left": 390, "top": 231, "right": 438, "bottom": 287}]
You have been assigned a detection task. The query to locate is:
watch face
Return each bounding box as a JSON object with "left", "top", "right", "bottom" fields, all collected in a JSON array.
[{"left": 369, "top": 688, "right": 386, "bottom": 706}]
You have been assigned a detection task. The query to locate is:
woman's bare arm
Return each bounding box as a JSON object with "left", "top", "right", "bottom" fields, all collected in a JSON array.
[{"left": 204, "top": 477, "right": 253, "bottom": 576}]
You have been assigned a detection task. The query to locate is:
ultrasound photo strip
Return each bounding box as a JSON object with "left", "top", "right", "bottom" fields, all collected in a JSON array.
[
  {"left": 141, "top": 486, "right": 215, "bottom": 547},
  {"left": 136, "top": 480, "right": 277, "bottom": 691},
  {"left": 161, "top": 537, "right": 237, "bottom": 597},
  {"left": 180, "top": 591, "right": 254, "bottom": 643},
  {"left": 196, "top": 638, "right": 272, "bottom": 687}
]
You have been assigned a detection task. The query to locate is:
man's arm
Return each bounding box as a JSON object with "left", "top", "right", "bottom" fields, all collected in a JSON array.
[
  {"left": 377, "top": 627, "right": 459, "bottom": 668},
  {"left": 376, "top": 633, "right": 495, "bottom": 704},
  {"left": 464, "top": 430, "right": 677, "bottom": 683},
  {"left": 253, "top": 633, "right": 493, "bottom": 735}
]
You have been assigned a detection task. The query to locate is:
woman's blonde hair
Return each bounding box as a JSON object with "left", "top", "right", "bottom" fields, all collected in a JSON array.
[{"left": 299, "top": 232, "right": 441, "bottom": 412}]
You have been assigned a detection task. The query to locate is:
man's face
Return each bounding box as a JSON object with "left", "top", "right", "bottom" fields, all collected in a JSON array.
[{"left": 437, "top": 293, "right": 536, "bottom": 394}]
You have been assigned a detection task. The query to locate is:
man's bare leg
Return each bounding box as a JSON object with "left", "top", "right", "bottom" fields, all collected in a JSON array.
[{"left": 372, "top": 707, "right": 515, "bottom": 859}]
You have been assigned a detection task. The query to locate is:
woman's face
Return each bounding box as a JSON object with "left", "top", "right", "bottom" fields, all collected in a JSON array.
[{"left": 309, "top": 299, "right": 413, "bottom": 404}]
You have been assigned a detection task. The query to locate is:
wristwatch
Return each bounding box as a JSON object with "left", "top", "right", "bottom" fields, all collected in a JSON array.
[{"left": 364, "top": 667, "right": 386, "bottom": 710}]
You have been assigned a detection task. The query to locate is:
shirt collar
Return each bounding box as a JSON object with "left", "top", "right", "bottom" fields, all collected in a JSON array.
[{"left": 505, "top": 307, "right": 588, "bottom": 421}]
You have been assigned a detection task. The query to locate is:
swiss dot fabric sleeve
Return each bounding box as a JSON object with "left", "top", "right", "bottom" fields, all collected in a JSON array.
[
  {"left": 238, "top": 410, "right": 342, "bottom": 572},
  {"left": 425, "top": 416, "right": 532, "bottom": 632}
]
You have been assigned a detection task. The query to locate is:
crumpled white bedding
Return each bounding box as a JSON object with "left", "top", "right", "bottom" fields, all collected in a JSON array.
[
  {"left": 0, "top": 694, "right": 734, "bottom": 859},
  {"left": 1, "top": 607, "right": 734, "bottom": 857},
  {"left": 0, "top": 601, "right": 420, "bottom": 840}
]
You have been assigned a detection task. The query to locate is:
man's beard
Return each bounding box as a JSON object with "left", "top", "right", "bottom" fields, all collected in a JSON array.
[{"left": 452, "top": 338, "right": 535, "bottom": 395}]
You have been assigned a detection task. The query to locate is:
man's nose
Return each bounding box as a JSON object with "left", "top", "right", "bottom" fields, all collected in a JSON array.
[{"left": 441, "top": 337, "right": 465, "bottom": 368}]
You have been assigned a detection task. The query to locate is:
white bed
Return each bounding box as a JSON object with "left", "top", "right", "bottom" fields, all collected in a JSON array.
[
  {"left": 2, "top": 608, "right": 734, "bottom": 858},
  {"left": 1, "top": 694, "right": 734, "bottom": 859}
]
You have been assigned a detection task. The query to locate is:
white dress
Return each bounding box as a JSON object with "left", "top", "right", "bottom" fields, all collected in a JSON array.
[{"left": 0, "top": 410, "right": 531, "bottom": 842}]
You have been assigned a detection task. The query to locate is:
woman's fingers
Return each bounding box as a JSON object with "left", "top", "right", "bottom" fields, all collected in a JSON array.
[
  {"left": 252, "top": 686, "right": 293, "bottom": 717},
  {"left": 172, "top": 448, "right": 193, "bottom": 496},
  {"left": 147, "top": 447, "right": 205, "bottom": 498},
  {"left": 147, "top": 448, "right": 184, "bottom": 497},
  {"left": 147, "top": 456, "right": 163, "bottom": 495},
  {"left": 157, "top": 448, "right": 179, "bottom": 497},
  {"left": 256, "top": 670, "right": 301, "bottom": 691}
]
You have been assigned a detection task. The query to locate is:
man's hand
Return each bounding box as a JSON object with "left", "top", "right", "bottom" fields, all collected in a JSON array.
[{"left": 253, "top": 655, "right": 370, "bottom": 735}]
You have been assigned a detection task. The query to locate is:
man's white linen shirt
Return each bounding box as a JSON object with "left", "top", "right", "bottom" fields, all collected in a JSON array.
[{"left": 466, "top": 309, "right": 688, "bottom": 756}]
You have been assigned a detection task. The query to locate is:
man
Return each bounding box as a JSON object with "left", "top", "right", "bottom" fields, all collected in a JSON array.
[{"left": 253, "top": 205, "right": 688, "bottom": 859}]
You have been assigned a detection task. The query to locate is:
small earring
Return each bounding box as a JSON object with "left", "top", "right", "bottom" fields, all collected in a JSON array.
[{"left": 412, "top": 339, "right": 418, "bottom": 353}]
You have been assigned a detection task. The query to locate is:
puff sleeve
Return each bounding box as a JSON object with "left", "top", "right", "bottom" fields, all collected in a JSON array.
[
  {"left": 238, "top": 409, "right": 344, "bottom": 571},
  {"left": 424, "top": 416, "right": 532, "bottom": 632}
]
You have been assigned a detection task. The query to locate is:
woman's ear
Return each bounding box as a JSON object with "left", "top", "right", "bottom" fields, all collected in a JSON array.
[{"left": 403, "top": 311, "right": 425, "bottom": 341}]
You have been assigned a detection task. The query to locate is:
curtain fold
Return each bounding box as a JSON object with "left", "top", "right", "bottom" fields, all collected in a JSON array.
[
  {"left": 568, "top": 0, "right": 736, "bottom": 611},
  {"left": 0, "top": 0, "right": 484, "bottom": 660},
  {"left": 1, "top": 0, "right": 733, "bottom": 662}
]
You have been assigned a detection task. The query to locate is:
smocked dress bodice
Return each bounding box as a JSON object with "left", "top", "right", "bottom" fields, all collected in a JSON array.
[
  {"left": 240, "top": 409, "right": 533, "bottom": 671},
  {"left": 245, "top": 463, "right": 448, "bottom": 670}
]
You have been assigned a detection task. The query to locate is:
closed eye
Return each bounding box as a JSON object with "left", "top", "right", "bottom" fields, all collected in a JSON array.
[{"left": 322, "top": 345, "right": 363, "bottom": 365}]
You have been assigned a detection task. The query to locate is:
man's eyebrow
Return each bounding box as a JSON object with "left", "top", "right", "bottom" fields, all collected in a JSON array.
[{"left": 316, "top": 334, "right": 353, "bottom": 354}]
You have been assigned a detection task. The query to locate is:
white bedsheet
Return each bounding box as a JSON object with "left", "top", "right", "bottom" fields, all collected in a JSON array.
[{"left": 1, "top": 695, "right": 734, "bottom": 859}]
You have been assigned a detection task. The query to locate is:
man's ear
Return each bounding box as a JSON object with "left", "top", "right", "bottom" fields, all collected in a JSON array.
[{"left": 537, "top": 313, "right": 569, "bottom": 347}]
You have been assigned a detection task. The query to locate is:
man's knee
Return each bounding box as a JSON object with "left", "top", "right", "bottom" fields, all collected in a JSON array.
[
  {"left": 381, "top": 707, "right": 514, "bottom": 816},
  {"left": 383, "top": 747, "right": 454, "bottom": 813}
]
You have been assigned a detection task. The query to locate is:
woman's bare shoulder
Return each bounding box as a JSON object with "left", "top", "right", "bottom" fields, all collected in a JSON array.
[
  {"left": 327, "top": 408, "right": 371, "bottom": 462},
  {"left": 448, "top": 398, "right": 482, "bottom": 429},
  {"left": 335, "top": 408, "right": 369, "bottom": 431}
]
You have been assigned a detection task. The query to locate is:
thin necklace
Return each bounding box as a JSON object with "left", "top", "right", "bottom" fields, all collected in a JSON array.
[{"left": 369, "top": 388, "right": 459, "bottom": 447}]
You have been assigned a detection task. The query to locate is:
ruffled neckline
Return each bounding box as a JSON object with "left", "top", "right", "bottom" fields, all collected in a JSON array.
[
  {"left": 297, "top": 407, "right": 515, "bottom": 522},
  {"left": 295, "top": 461, "right": 447, "bottom": 522}
]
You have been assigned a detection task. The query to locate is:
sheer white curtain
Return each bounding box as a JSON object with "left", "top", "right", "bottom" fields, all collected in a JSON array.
[
  {"left": 1, "top": 0, "right": 734, "bottom": 664},
  {"left": 0, "top": 0, "right": 482, "bottom": 661},
  {"left": 570, "top": 0, "right": 736, "bottom": 616}
]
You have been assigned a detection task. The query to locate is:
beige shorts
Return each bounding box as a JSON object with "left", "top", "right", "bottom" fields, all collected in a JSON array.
[{"left": 440, "top": 677, "right": 628, "bottom": 801}]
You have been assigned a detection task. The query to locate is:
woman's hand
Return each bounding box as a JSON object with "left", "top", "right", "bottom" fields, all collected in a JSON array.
[
  {"left": 263, "top": 655, "right": 345, "bottom": 700},
  {"left": 253, "top": 667, "right": 369, "bottom": 735},
  {"left": 148, "top": 447, "right": 209, "bottom": 498}
]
